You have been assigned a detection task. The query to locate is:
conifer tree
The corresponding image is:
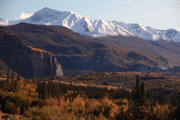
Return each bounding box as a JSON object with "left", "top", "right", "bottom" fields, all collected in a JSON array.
[
  {"left": 11, "top": 70, "right": 14, "bottom": 81},
  {"left": 135, "top": 75, "right": 140, "bottom": 105},
  {"left": 17, "top": 72, "right": 20, "bottom": 80},
  {"left": 140, "top": 81, "right": 145, "bottom": 105},
  {"left": 7, "top": 69, "right": 10, "bottom": 80},
  {"left": 175, "top": 96, "right": 180, "bottom": 119},
  {"left": 42, "top": 83, "right": 48, "bottom": 99}
]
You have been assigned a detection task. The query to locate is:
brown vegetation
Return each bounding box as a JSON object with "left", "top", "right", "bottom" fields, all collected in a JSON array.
[{"left": 0, "top": 70, "right": 180, "bottom": 119}]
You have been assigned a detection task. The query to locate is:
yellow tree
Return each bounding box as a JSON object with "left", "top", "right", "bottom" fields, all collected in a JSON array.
[{"left": 15, "top": 80, "right": 38, "bottom": 102}]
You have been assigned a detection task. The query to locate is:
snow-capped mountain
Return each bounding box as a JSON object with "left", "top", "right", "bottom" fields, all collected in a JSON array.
[
  {"left": 0, "top": 18, "right": 9, "bottom": 26},
  {"left": 1, "top": 7, "right": 180, "bottom": 42},
  {"left": 112, "top": 21, "right": 180, "bottom": 41}
]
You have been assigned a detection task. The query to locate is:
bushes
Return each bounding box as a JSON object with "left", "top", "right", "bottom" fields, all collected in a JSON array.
[
  {"left": 0, "top": 90, "right": 32, "bottom": 114},
  {"left": 72, "top": 95, "right": 86, "bottom": 117},
  {"left": 0, "top": 76, "right": 179, "bottom": 119},
  {"left": 86, "top": 99, "right": 101, "bottom": 117},
  {"left": 100, "top": 97, "right": 119, "bottom": 119},
  {"left": 0, "top": 89, "right": 177, "bottom": 120},
  {"left": 4, "top": 100, "right": 17, "bottom": 114},
  {"left": 24, "top": 107, "right": 60, "bottom": 120},
  {"left": 0, "top": 79, "right": 39, "bottom": 115},
  {"left": 23, "top": 95, "right": 114, "bottom": 120}
]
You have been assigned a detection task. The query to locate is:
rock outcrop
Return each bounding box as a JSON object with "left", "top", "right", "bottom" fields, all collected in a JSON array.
[{"left": 0, "top": 29, "right": 63, "bottom": 78}]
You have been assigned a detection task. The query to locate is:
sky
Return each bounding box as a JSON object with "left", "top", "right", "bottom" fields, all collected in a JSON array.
[{"left": 0, "top": 0, "right": 180, "bottom": 30}]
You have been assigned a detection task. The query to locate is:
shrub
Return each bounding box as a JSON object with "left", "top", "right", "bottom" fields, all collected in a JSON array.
[
  {"left": 24, "top": 107, "right": 59, "bottom": 120},
  {"left": 101, "top": 97, "right": 119, "bottom": 119},
  {"left": 4, "top": 100, "right": 17, "bottom": 114},
  {"left": 86, "top": 99, "right": 101, "bottom": 117},
  {"left": 72, "top": 94, "right": 86, "bottom": 117}
]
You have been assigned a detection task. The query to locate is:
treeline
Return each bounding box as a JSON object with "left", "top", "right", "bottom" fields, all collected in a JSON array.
[
  {"left": 37, "top": 75, "right": 180, "bottom": 107},
  {"left": 0, "top": 71, "right": 180, "bottom": 119},
  {"left": 37, "top": 81, "right": 131, "bottom": 100}
]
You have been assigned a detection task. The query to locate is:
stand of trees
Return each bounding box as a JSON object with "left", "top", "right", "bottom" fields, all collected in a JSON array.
[{"left": 0, "top": 71, "right": 179, "bottom": 119}]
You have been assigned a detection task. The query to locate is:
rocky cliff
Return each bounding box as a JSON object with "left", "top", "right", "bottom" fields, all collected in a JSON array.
[{"left": 0, "top": 29, "right": 63, "bottom": 78}]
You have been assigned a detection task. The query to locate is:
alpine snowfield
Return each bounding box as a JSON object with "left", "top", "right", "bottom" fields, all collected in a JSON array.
[{"left": 1, "top": 7, "right": 180, "bottom": 42}]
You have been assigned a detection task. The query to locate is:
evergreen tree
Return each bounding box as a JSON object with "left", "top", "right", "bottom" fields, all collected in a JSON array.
[
  {"left": 0, "top": 71, "right": 2, "bottom": 77},
  {"left": 7, "top": 69, "right": 10, "bottom": 80},
  {"left": 134, "top": 76, "right": 146, "bottom": 119},
  {"left": 17, "top": 72, "right": 20, "bottom": 80},
  {"left": 175, "top": 96, "right": 180, "bottom": 119},
  {"left": 172, "top": 92, "right": 176, "bottom": 106},
  {"left": 11, "top": 70, "right": 14, "bottom": 81},
  {"left": 135, "top": 75, "right": 140, "bottom": 105},
  {"left": 140, "top": 81, "right": 145, "bottom": 105},
  {"left": 42, "top": 83, "right": 48, "bottom": 99}
]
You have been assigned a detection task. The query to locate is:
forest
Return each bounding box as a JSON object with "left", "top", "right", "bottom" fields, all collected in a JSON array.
[{"left": 0, "top": 70, "right": 180, "bottom": 120}]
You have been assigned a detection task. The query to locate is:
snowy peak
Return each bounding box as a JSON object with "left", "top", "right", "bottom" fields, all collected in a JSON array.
[
  {"left": 0, "top": 18, "right": 8, "bottom": 26},
  {"left": 3, "top": 7, "right": 133, "bottom": 37},
  {"left": 25, "top": 7, "right": 66, "bottom": 24},
  {"left": 1, "top": 7, "right": 180, "bottom": 42},
  {"left": 112, "top": 21, "right": 180, "bottom": 42}
]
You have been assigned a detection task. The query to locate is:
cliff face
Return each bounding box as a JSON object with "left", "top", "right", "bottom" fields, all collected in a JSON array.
[
  {"left": 0, "top": 29, "right": 63, "bottom": 78},
  {"left": 30, "top": 51, "right": 63, "bottom": 78}
]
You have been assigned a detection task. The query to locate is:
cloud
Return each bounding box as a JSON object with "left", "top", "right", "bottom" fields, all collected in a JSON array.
[{"left": 19, "top": 12, "right": 33, "bottom": 19}]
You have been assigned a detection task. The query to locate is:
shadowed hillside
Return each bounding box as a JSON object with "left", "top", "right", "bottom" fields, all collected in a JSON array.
[
  {"left": 2, "top": 23, "right": 171, "bottom": 72},
  {"left": 95, "top": 35, "right": 180, "bottom": 67},
  {"left": 0, "top": 29, "right": 63, "bottom": 78}
]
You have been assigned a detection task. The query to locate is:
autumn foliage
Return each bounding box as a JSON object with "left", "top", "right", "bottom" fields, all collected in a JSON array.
[{"left": 0, "top": 72, "right": 179, "bottom": 120}]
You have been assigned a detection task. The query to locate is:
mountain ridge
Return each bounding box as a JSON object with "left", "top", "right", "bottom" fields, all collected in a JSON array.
[
  {"left": 1, "top": 23, "right": 173, "bottom": 72},
  {"left": 0, "top": 7, "right": 180, "bottom": 42}
]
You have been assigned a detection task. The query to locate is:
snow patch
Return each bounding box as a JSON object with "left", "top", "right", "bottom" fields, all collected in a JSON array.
[{"left": 19, "top": 12, "right": 33, "bottom": 19}]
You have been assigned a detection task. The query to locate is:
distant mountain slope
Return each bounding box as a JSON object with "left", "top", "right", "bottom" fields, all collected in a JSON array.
[
  {"left": 1, "top": 7, "right": 180, "bottom": 41},
  {"left": 0, "top": 60, "right": 9, "bottom": 71},
  {"left": 95, "top": 35, "right": 180, "bottom": 67},
  {"left": 112, "top": 21, "right": 180, "bottom": 42},
  {"left": 0, "top": 28, "right": 63, "bottom": 78},
  {"left": 2, "top": 23, "right": 171, "bottom": 72}
]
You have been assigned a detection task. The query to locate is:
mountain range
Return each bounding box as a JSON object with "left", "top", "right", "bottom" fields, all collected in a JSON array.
[
  {"left": 1, "top": 7, "right": 180, "bottom": 42},
  {"left": 2, "top": 23, "right": 171, "bottom": 71},
  {"left": 1, "top": 7, "right": 180, "bottom": 78}
]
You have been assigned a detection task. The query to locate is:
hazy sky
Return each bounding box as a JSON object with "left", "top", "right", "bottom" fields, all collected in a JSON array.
[{"left": 0, "top": 0, "right": 180, "bottom": 30}]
